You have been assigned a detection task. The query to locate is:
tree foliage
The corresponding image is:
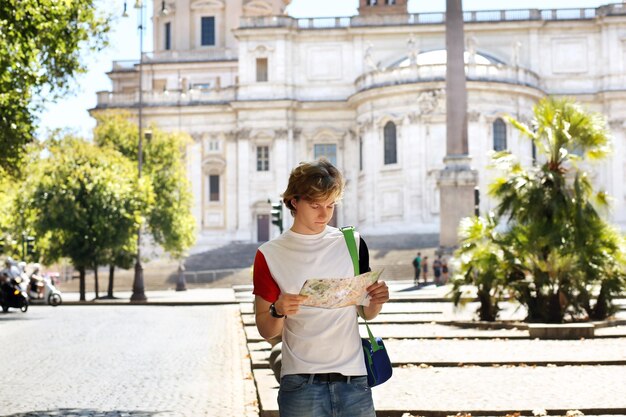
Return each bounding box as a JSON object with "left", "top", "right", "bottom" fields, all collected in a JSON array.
[
  {"left": 93, "top": 111, "right": 196, "bottom": 259},
  {"left": 25, "top": 136, "right": 151, "bottom": 300},
  {"left": 452, "top": 98, "right": 626, "bottom": 323},
  {"left": 0, "top": 0, "right": 110, "bottom": 174}
]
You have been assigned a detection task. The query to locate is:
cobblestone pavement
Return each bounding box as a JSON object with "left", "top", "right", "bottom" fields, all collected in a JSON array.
[{"left": 0, "top": 306, "right": 257, "bottom": 417}]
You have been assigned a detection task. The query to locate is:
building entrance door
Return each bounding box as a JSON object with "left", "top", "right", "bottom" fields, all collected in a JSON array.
[{"left": 257, "top": 214, "right": 270, "bottom": 242}]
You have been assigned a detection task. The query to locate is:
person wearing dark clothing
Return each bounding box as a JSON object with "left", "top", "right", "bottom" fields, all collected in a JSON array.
[
  {"left": 412, "top": 252, "right": 421, "bottom": 285},
  {"left": 433, "top": 256, "right": 443, "bottom": 286}
]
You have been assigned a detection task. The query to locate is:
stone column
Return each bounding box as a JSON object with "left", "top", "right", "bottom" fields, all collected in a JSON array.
[{"left": 438, "top": 0, "right": 478, "bottom": 249}]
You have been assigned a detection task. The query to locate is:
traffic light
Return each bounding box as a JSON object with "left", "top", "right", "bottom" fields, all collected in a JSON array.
[
  {"left": 271, "top": 202, "right": 284, "bottom": 233},
  {"left": 25, "top": 236, "right": 36, "bottom": 259}
]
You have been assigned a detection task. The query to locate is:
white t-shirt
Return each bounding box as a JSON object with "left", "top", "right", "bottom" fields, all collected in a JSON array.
[{"left": 253, "top": 226, "right": 367, "bottom": 377}]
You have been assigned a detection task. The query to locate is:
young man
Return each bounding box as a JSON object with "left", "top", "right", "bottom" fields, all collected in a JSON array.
[{"left": 253, "top": 159, "right": 389, "bottom": 417}]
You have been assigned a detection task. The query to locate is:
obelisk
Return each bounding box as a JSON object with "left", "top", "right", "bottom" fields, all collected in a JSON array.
[{"left": 438, "top": 0, "right": 478, "bottom": 248}]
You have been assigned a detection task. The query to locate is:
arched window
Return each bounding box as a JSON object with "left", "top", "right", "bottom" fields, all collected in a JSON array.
[
  {"left": 384, "top": 121, "right": 397, "bottom": 165},
  {"left": 493, "top": 118, "right": 507, "bottom": 151}
]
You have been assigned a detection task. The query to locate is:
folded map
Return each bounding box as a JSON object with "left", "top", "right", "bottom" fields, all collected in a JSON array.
[{"left": 299, "top": 269, "right": 384, "bottom": 309}]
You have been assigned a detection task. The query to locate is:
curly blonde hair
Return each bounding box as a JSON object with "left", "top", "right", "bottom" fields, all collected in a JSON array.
[{"left": 281, "top": 158, "right": 345, "bottom": 216}]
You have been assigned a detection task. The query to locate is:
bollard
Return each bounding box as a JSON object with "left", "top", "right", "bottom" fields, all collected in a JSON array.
[{"left": 175, "top": 261, "right": 187, "bottom": 291}]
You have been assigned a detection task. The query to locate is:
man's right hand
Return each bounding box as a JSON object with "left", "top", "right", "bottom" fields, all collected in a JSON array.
[{"left": 274, "top": 293, "right": 308, "bottom": 316}]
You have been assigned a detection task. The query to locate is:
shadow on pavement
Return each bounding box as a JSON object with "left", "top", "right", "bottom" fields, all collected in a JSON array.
[
  {"left": 397, "top": 282, "right": 438, "bottom": 292},
  {"left": 1, "top": 409, "right": 166, "bottom": 417},
  {"left": 0, "top": 313, "right": 42, "bottom": 322},
  {"left": 398, "top": 285, "right": 421, "bottom": 292}
]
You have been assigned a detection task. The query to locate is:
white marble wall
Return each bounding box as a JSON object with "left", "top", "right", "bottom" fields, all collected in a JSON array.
[{"left": 97, "top": 5, "right": 626, "bottom": 250}]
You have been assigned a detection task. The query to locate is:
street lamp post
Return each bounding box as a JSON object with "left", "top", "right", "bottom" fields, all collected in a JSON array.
[{"left": 124, "top": 0, "right": 147, "bottom": 302}]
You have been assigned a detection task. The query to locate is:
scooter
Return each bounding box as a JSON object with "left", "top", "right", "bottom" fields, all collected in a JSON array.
[
  {"left": 0, "top": 276, "right": 29, "bottom": 313},
  {"left": 27, "top": 275, "right": 62, "bottom": 306}
]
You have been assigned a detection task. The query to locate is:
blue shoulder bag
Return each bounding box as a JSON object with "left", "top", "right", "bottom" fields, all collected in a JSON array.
[{"left": 341, "top": 226, "right": 393, "bottom": 388}]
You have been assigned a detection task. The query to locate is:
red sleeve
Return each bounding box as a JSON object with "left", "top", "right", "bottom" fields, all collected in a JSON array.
[{"left": 252, "top": 250, "right": 280, "bottom": 303}]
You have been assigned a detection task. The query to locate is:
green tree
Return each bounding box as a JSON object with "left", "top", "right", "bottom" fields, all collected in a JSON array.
[
  {"left": 451, "top": 214, "right": 510, "bottom": 321},
  {"left": 0, "top": 0, "right": 110, "bottom": 175},
  {"left": 93, "top": 111, "right": 196, "bottom": 261},
  {"left": 0, "top": 141, "right": 47, "bottom": 260},
  {"left": 25, "top": 136, "right": 151, "bottom": 301},
  {"left": 482, "top": 97, "right": 625, "bottom": 323}
]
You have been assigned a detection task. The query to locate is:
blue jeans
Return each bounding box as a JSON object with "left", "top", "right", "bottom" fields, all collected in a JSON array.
[{"left": 278, "top": 374, "right": 375, "bottom": 417}]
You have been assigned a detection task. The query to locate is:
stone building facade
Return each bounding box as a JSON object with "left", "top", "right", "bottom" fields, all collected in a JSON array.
[{"left": 92, "top": 0, "right": 626, "bottom": 252}]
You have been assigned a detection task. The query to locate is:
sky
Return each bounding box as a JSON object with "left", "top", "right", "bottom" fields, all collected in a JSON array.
[{"left": 36, "top": 0, "right": 623, "bottom": 139}]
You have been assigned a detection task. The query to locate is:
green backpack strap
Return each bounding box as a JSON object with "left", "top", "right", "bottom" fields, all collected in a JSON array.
[
  {"left": 340, "top": 226, "right": 381, "bottom": 351},
  {"left": 340, "top": 226, "right": 360, "bottom": 276}
]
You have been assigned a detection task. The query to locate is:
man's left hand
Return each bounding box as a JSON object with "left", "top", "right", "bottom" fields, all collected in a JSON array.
[{"left": 366, "top": 280, "right": 389, "bottom": 305}]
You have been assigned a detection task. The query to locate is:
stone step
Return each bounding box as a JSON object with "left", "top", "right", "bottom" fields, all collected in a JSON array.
[
  {"left": 253, "top": 366, "right": 626, "bottom": 417},
  {"left": 243, "top": 323, "right": 530, "bottom": 342},
  {"left": 248, "top": 337, "right": 626, "bottom": 370},
  {"left": 241, "top": 312, "right": 445, "bottom": 326}
]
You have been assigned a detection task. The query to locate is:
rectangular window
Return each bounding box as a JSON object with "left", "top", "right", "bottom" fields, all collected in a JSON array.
[
  {"left": 386, "top": 0, "right": 396, "bottom": 4},
  {"left": 201, "top": 16, "right": 215, "bottom": 46},
  {"left": 208, "top": 140, "right": 219, "bottom": 151},
  {"left": 256, "top": 58, "right": 268, "bottom": 82},
  {"left": 314, "top": 144, "right": 337, "bottom": 166},
  {"left": 368, "top": 0, "right": 377, "bottom": 5},
  {"left": 164, "top": 22, "right": 171, "bottom": 50},
  {"left": 257, "top": 146, "right": 269, "bottom": 171},
  {"left": 209, "top": 175, "right": 219, "bottom": 202}
]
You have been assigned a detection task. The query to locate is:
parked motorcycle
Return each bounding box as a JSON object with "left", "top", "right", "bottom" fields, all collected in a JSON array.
[{"left": 0, "top": 275, "right": 29, "bottom": 313}]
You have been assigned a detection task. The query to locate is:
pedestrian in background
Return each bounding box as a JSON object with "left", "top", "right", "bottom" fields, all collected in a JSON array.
[
  {"left": 433, "top": 256, "right": 442, "bottom": 286},
  {"left": 442, "top": 258, "right": 449, "bottom": 284},
  {"left": 252, "top": 158, "right": 389, "bottom": 417},
  {"left": 412, "top": 252, "right": 421, "bottom": 285},
  {"left": 422, "top": 255, "right": 429, "bottom": 283}
]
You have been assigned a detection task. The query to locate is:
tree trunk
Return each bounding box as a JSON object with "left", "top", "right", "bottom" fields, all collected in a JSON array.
[
  {"left": 591, "top": 285, "right": 609, "bottom": 321},
  {"left": 107, "top": 264, "right": 115, "bottom": 298},
  {"left": 79, "top": 266, "right": 86, "bottom": 302},
  {"left": 94, "top": 264, "right": 99, "bottom": 300},
  {"left": 477, "top": 286, "right": 497, "bottom": 321},
  {"left": 547, "top": 291, "right": 564, "bottom": 323}
]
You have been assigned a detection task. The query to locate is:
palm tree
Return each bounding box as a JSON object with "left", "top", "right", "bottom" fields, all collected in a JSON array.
[
  {"left": 451, "top": 214, "right": 508, "bottom": 321},
  {"left": 487, "top": 97, "right": 625, "bottom": 323}
]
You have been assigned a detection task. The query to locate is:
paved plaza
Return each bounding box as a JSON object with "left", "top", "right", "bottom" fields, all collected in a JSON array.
[
  {"left": 241, "top": 282, "right": 626, "bottom": 417},
  {"left": 0, "top": 306, "right": 257, "bottom": 417},
  {"left": 1, "top": 282, "right": 626, "bottom": 417}
]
